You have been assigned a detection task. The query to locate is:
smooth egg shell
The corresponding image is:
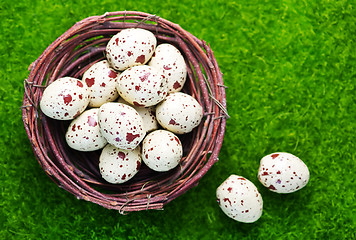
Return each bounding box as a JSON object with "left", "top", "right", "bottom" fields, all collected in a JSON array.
[
  {"left": 117, "top": 65, "right": 168, "bottom": 107},
  {"left": 65, "top": 108, "right": 107, "bottom": 151},
  {"left": 156, "top": 92, "right": 203, "bottom": 134},
  {"left": 117, "top": 98, "right": 158, "bottom": 133},
  {"left": 257, "top": 152, "right": 310, "bottom": 193},
  {"left": 148, "top": 43, "right": 187, "bottom": 93},
  {"left": 98, "top": 102, "right": 145, "bottom": 150},
  {"left": 216, "top": 175, "right": 263, "bottom": 223},
  {"left": 106, "top": 28, "right": 157, "bottom": 71},
  {"left": 141, "top": 130, "right": 183, "bottom": 172},
  {"left": 40, "top": 77, "right": 90, "bottom": 120},
  {"left": 99, "top": 144, "right": 141, "bottom": 184},
  {"left": 82, "top": 60, "right": 120, "bottom": 107}
]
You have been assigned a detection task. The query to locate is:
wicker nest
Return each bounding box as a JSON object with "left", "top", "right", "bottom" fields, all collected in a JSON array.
[{"left": 22, "top": 11, "right": 228, "bottom": 213}]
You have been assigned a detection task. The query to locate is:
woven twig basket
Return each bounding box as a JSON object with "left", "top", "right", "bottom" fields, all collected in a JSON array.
[{"left": 22, "top": 11, "right": 227, "bottom": 213}]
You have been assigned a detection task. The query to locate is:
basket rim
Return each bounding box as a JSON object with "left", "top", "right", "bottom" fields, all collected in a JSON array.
[{"left": 22, "top": 10, "right": 228, "bottom": 213}]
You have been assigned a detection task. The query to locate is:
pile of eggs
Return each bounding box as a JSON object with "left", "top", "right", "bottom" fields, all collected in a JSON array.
[{"left": 40, "top": 28, "right": 204, "bottom": 184}]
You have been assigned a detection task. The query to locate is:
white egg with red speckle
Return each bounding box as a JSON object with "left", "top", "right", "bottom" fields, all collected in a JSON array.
[
  {"left": 118, "top": 98, "right": 158, "bottom": 133},
  {"left": 148, "top": 43, "right": 187, "bottom": 93},
  {"left": 156, "top": 92, "right": 203, "bottom": 134},
  {"left": 117, "top": 65, "right": 168, "bottom": 107},
  {"left": 98, "top": 102, "right": 145, "bottom": 150},
  {"left": 106, "top": 28, "right": 157, "bottom": 71},
  {"left": 99, "top": 144, "right": 142, "bottom": 184},
  {"left": 65, "top": 108, "right": 107, "bottom": 151},
  {"left": 40, "top": 77, "right": 90, "bottom": 120},
  {"left": 82, "top": 60, "right": 120, "bottom": 107},
  {"left": 142, "top": 130, "right": 183, "bottom": 172},
  {"left": 216, "top": 175, "right": 263, "bottom": 223},
  {"left": 257, "top": 152, "right": 310, "bottom": 194}
]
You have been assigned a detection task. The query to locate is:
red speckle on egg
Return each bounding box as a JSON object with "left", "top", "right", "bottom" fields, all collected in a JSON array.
[
  {"left": 262, "top": 172, "right": 269, "bottom": 176},
  {"left": 169, "top": 119, "right": 179, "bottom": 125},
  {"left": 135, "top": 85, "right": 141, "bottom": 91},
  {"left": 77, "top": 80, "right": 83, "bottom": 87},
  {"left": 173, "top": 81, "right": 182, "bottom": 90},
  {"left": 163, "top": 65, "right": 172, "bottom": 70},
  {"left": 108, "top": 70, "right": 118, "bottom": 78},
  {"left": 227, "top": 187, "right": 232, "bottom": 193},
  {"left": 127, "top": 51, "right": 133, "bottom": 56},
  {"left": 136, "top": 161, "right": 141, "bottom": 170},
  {"left": 87, "top": 116, "right": 97, "bottom": 127},
  {"left": 223, "top": 198, "right": 232, "bottom": 205},
  {"left": 115, "top": 38, "right": 119, "bottom": 45},
  {"left": 126, "top": 132, "right": 140, "bottom": 143},
  {"left": 133, "top": 101, "right": 145, "bottom": 107},
  {"left": 79, "top": 94, "right": 83, "bottom": 100},
  {"left": 100, "top": 82, "right": 106, "bottom": 87},
  {"left": 63, "top": 94, "right": 72, "bottom": 105},
  {"left": 271, "top": 154, "right": 279, "bottom": 159},
  {"left": 268, "top": 185, "right": 276, "bottom": 190},
  {"left": 85, "top": 77, "right": 95, "bottom": 87},
  {"left": 117, "top": 151, "right": 125, "bottom": 160},
  {"left": 135, "top": 55, "right": 146, "bottom": 64},
  {"left": 72, "top": 124, "right": 76, "bottom": 132},
  {"left": 139, "top": 72, "right": 151, "bottom": 82},
  {"left": 121, "top": 174, "right": 126, "bottom": 180}
]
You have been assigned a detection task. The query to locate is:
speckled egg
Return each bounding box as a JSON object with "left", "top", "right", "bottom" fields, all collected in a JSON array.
[
  {"left": 156, "top": 92, "right": 204, "bottom": 134},
  {"left": 99, "top": 144, "right": 141, "bottom": 184},
  {"left": 98, "top": 102, "right": 145, "bottom": 150},
  {"left": 216, "top": 175, "right": 263, "bottom": 223},
  {"left": 82, "top": 60, "right": 120, "bottom": 107},
  {"left": 257, "top": 152, "right": 310, "bottom": 194},
  {"left": 117, "top": 98, "right": 158, "bottom": 133},
  {"left": 141, "top": 130, "right": 183, "bottom": 172},
  {"left": 65, "top": 108, "right": 107, "bottom": 151},
  {"left": 117, "top": 65, "right": 168, "bottom": 107},
  {"left": 148, "top": 43, "right": 187, "bottom": 93},
  {"left": 106, "top": 28, "right": 157, "bottom": 71},
  {"left": 40, "top": 77, "right": 90, "bottom": 120}
]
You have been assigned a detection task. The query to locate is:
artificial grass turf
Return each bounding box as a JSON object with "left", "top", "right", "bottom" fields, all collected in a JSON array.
[{"left": 0, "top": 0, "right": 355, "bottom": 239}]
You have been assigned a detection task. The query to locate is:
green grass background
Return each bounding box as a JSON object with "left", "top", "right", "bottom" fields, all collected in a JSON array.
[{"left": 1, "top": 0, "right": 355, "bottom": 239}]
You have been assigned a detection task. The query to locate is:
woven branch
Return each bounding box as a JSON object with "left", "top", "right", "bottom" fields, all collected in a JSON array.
[{"left": 22, "top": 11, "right": 227, "bottom": 213}]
